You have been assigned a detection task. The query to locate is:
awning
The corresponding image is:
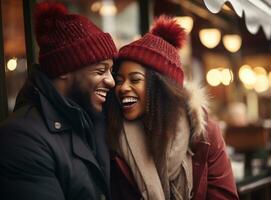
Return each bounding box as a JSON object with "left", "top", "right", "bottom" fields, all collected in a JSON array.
[{"left": 203, "top": 0, "right": 271, "bottom": 39}]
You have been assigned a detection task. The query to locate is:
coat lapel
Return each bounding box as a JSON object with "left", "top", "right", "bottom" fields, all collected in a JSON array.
[
  {"left": 94, "top": 121, "right": 110, "bottom": 191},
  {"left": 72, "top": 131, "right": 111, "bottom": 198},
  {"left": 192, "top": 140, "right": 210, "bottom": 198},
  {"left": 72, "top": 132, "right": 101, "bottom": 169}
]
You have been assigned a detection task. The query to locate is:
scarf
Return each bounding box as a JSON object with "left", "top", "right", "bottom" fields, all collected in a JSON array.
[{"left": 117, "top": 115, "right": 193, "bottom": 200}]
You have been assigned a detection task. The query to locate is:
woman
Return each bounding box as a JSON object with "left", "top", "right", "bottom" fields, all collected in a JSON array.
[{"left": 106, "top": 16, "right": 238, "bottom": 200}]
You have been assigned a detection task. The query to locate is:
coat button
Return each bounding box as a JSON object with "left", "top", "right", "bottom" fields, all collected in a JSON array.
[
  {"left": 100, "top": 194, "right": 106, "bottom": 200},
  {"left": 54, "top": 122, "right": 62, "bottom": 130}
]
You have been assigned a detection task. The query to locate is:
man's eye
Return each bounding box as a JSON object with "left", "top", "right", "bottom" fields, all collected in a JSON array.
[{"left": 96, "top": 70, "right": 105, "bottom": 75}]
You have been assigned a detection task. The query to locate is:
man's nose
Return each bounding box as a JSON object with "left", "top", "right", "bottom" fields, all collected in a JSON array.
[{"left": 104, "top": 71, "right": 115, "bottom": 88}]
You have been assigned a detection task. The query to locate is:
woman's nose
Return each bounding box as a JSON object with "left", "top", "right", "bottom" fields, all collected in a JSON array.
[{"left": 119, "top": 80, "right": 131, "bottom": 93}]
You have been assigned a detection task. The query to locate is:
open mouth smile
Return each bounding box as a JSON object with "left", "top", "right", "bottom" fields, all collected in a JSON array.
[
  {"left": 94, "top": 88, "right": 109, "bottom": 101},
  {"left": 121, "top": 96, "right": 138, "bottom": 110}
]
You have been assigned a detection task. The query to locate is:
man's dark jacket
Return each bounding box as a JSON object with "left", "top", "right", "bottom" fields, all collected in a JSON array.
[{"left": 0, "top": 70, "right": 110, "bottom": 200}]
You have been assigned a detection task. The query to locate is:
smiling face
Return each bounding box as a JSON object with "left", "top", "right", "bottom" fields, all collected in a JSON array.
[
  {"left": 68, "top": 59, "right": 115, "bottom": 112},
  {"left": 115, "top": 61, "right": 146, "bottom": 121}
]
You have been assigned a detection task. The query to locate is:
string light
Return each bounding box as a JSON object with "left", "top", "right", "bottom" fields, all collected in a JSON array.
[
  {"left": 7, "top": 58, "right": 17, "bottom": 71},
  {"left": 199, "top": 28, "right": 221, "bottom": 48}
]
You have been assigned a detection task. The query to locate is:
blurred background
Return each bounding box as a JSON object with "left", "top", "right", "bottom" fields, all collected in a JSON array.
[{"left": 0, "top": 0, "right": 271, "bottom": 199}]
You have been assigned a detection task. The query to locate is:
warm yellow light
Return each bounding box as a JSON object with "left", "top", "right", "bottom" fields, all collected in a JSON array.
[
  {"left": 239, "top": 65, "right": 256, "bottom": 85},
  {"left": 268, "top": 71, "right": 271, "bottom": 86},
  {"left": 222, "top": 4, "right": 232, "bottom": 11},
  {"left": 221, "top": 68, "right": 233, "bottom": 85},
  {"left": 243, "top": 83, "right": 254, "bottom": 90},
  {"left": 254, "top": 74, "right": 269, "bottom": 93},
  {"left": 222, "top": 34, "right": 242, "bottom": 52},
  {"left": 99, "top": 2, "right": 117, "bottom": 16},
  {"left": 253, "top": 66, "right": 266, "bottom": 76},
  {"left": 91, "top": 1, "right": 102, "bottom": 12},
  {"left": 206, "top": 69, "right": 222, "bottom": 86},
  {"left": 199, "top": 28, "right": 221, "bottom": 48},
  {"left": 175, "top": 16, "right": 194, "bottom": 34},
  {"left": 7, "top": 58, "right": 17, "bottom": 71}
]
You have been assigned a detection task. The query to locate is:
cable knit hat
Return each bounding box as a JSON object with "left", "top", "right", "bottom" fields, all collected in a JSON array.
[
  {"left": 118, "top": 15, "right": 186, "bottom": 85},
  {"left": 34, "top": 2, "right": 117, "bottom": 78}
]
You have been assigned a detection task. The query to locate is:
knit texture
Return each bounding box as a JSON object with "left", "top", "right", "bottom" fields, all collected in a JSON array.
[
  {"left": 34, "top": 2, "right": 117, "bottom": 78},
  {"left": 118, "top": 16, "right": 186, "bottom": 85}
]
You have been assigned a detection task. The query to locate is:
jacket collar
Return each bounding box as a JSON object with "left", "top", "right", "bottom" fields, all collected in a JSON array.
[
  {"left": 184, "top": 81, "right": 209, "bottom": 140},
  {"left": 39, "top": 91, "right": 71, "bottom": 133},
  {"left": 15, "top": 69, "right": 111, "bottom": 198},
  {"left": 184, "top": 81, "right": 211, "bottom": 197},
  {"left": 39, "top": 88, "right": 111, "bottom": 198},
  {"left": 72, "top": 125, "right": 111, "bottom": 198},
  {"left": 191, "top": 140, "right": 210, "bottom": 198}
]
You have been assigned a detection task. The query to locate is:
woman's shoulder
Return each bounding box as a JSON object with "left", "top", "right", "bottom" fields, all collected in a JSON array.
[
  {"left": 198, "top": 117, "right": 227, "bottom": 159},
  {"left": 191, "top": 115, "right": 225, "bottom": 153},
  {"left": 205, "top": 118, "right": 223, "bottom": 142}
]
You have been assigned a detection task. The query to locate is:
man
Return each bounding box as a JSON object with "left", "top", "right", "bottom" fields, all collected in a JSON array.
[{"left": 0, "top": 2, "right": 117, "bottom": 200}]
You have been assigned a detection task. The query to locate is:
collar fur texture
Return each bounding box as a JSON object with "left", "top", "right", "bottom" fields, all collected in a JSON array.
[{"left": 183, "top": 81, "right": 209, "bottom": 140}]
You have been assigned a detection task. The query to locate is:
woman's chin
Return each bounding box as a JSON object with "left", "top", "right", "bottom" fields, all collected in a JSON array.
[
  {"left": 123, "top": 112, "right": 142, "bottom": 121},
  {"left": 123, "top": 115, "right": 137, "bottom": 121}
]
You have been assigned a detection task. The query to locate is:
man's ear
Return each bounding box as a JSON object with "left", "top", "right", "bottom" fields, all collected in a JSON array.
[
  {"left": 58, "top": 73, "right": 75, "bottom": 88},
  {"left": 56, "top": 72, "right": 76, "bottom": 83},
  {"left": 52, "top": 72, "right": 74, "bottom": 96},
  {"left": 58, "top": 73, "right": 71, "bottom": 80}
]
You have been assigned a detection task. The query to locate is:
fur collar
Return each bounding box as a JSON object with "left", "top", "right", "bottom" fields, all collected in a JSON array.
[{"left": 184, "top": 81, "right": 209, "bottom": 140}]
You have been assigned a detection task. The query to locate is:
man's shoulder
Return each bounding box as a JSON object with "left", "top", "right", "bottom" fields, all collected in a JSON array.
[
  {"left": 1, "top": 103, "right": 40, "bottom": 123},
  {"left": 0, "top": 104, "right": 48, "bottom": 140},
  {"left": 0, "top": 106, "right": 57, "bottom": 184}
]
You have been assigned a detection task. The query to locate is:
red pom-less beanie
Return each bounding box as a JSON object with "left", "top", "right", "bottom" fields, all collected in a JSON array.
[
  {"left": 34, "top": 2, "right": 117, "bottom": 78},
  {"left": 118, "top": 15, "right": 186, "bottom": 86}
]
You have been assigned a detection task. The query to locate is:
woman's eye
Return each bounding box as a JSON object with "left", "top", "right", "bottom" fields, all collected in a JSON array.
[{"left": 131, "top": 78, "right": 141, "bottom": 83}]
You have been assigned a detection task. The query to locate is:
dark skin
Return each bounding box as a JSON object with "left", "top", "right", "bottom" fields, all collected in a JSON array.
[{"left": 52, "top": 59, "right": 115, "bottom": 113}]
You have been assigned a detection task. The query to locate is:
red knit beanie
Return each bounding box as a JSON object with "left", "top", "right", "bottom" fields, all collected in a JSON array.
[
  {"left": 118, "top": 15, "right": 186, "bottom": 85},
  {"left": 34, "top": 2, "right": 117, "bottom": 78}
]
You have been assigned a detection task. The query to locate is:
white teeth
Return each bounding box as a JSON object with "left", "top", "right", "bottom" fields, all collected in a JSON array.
[
  {"left": 122, "top": 97, "right": 137, "bottom": 103},
  {"left": 95, "top": 88, "right": 108, "bottom": 98},
  {"left": 95, "top": 91, "right": 107, "bottom": 97}
]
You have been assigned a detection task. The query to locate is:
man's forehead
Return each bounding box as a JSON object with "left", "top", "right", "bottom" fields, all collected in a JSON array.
[
  {"left": 100, "top": 59, "right": 113, "bottom": 67},
  {"left": 91, "top": 59, "right": 113, "bottom": 68},
  {"left": 80, "top": 59, "right": 114, "bottom": 71}
]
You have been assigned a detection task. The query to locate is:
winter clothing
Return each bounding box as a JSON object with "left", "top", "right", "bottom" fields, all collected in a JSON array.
[
  {"left": 0, "top": 69, "right": 111, "bottom": 200},
  {"left": 117, "top": 118, "right": 193, "bottom": 200},
  {"left": 110, "top": 83, "right": 239, "bottom": 200},
  {"left": 118, "top": 16, "right": 185, "bottom": 85},
  {"left": 0, "top": 2, "right": 116, "bottom": 199},
  {"left": 110, "top": 16, "right": 238, "bottom": 200},
  {"left": 34, "top": 2, "right": 117, "bottom": 78}
]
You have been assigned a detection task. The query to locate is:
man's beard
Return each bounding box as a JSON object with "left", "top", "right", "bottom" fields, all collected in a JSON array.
[{"left": 67, "top": 80, "right": 93, "bottom": 113}]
